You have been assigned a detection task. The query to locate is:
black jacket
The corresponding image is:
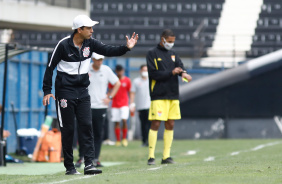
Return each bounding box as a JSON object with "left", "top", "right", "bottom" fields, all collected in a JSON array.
[
  {"left": 146, "top": 44, "right": 185, "bottom": 100},
  {"left": 43, "top": 33, "right": 130, "bottom": 99}
]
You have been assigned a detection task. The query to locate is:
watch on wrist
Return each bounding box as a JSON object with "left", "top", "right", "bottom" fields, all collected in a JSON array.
[
  {"left": 181, "top": 70, "right": 187, "bottom": 75},
  {"left": 109, "top": 95, "right": 113, "bottom": 100}
]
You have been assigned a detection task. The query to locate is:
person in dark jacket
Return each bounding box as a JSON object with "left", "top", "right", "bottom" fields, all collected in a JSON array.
[
  {"left": 146, "top": 29, "right": 191, "bottom": 165},
  {"left": 42, "top": 15, "right": 138, "bottom": 175}
]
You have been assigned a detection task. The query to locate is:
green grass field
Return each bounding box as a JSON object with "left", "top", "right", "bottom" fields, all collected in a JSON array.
[{"left": 0, "top": 139, "right": 282, "bottom": 184}]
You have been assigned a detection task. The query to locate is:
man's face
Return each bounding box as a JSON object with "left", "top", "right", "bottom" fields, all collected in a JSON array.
[
  {"left": 163, "top": 36, "right": 176, "bottom": 44},
  {"left": 78, "top": 27, "right": 93, "bottom": 39},
  {"left": 92, "top": 58, "right": 103, "bottom": 69},
  {"left": 116, "top": 70, "right": 124, "bottom": 78},
  {"left": 140, "top": 66, "right": 148, "bottom": 74}
]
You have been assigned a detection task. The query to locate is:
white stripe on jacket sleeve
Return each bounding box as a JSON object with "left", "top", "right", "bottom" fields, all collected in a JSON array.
[{"left": 48, "top": 36, "right": 70, "bottom": 67}]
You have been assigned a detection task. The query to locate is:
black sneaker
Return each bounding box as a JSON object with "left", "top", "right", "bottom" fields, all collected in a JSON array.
[
  {"left": 65, "top": 168, "right": 81, "bottom": 175},
  {"left": 94, "top": 160, "right": 104, "bottom": 167},
  {"left": 161, "top": 157, "right": 175, "bottom": 164},
  {"left": 75, "top": 158, "right": 84, "bottom": 168},
  {"left": 84, "top": 164, "right": 102, "bottom": 175},
  {"left": 141, "top": 143, "right": 148, "bottom": 147},
  {"left": 147, "top": 158, "right": 155, "bottom": 165}
]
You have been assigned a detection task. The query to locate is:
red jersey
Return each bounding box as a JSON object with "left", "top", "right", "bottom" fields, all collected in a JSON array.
[{"left": 109, "top": 76, "right": 131, "bottom": 108}]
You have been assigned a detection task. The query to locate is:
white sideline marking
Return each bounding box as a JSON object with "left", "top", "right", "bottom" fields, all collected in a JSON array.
[
  {"left": 230, "top": 141, "right": 281, "bottom": 156},
  {"left": 204, "top": 156, "right": 215, "bottom": 162},
  {"left": 39, "top": 175, "right": 95, "bottom": 184},
  {"left": 251, "top": 142, "right": 280, "bottom": 151},
  {"left": 205, "top": 141, "right": 281, "bottom": 161},
  {"left": 115, "top": 171, "right": 128, "bottom": 175},
  {"left": 230, "top": 150, "right": 247, "bottom": 156},
  {"left": 185, "top": 150, "right": 197, "bottom": 155},
  {"left": 251, "top": 145, "right": 265, "bottom": 151},
  {"left": 230, "top": 151, "right": 240, "bottom": 156},
  {"left": 147, "top": 166, "right": 162, "bottom": 171}
]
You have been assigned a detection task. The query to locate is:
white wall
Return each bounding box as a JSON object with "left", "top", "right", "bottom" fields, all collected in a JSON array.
[
  {"left": 208, "top": 0, "right": 263, "bottom": 58},
  {"left": 0, "top": 1, "right": 90, "bottom": 31}
]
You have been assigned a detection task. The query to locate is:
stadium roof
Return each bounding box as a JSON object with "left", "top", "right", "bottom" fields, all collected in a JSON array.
[
  {"left": 179, "top": 49, "right": 282, "bottom": 102},
  {"left": 0, "top": 44, "right": 27, "bottom": 63},
  {"left": 0, "top": 43, "right": 53, "bottom": 63}
]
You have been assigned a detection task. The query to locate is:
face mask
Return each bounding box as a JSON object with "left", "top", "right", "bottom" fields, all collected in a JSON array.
[
  {"left": 141, "top": 71, "right": 148, "bottom": 78},
  {"left": 163, "top": 38, "right": 174, "bottom": 50}
]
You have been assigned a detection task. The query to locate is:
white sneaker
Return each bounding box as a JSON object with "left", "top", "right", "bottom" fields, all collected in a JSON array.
[{"left": 103, "top": 139, "right": 115, "bottom": 146}]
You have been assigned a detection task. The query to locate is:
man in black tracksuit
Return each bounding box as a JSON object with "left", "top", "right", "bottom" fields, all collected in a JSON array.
[{"left": 42, "top": 15, "right": 138, "bottom": 175}]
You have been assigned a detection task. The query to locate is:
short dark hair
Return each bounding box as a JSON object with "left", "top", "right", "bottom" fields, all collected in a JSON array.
[
  {"left": 160, "top": 29, "right": 175, "bottom": 40},
  {"left": 140, "top": 64, "right": 147, "bottom": 70},
  {"left": 115, "top": 64, "right": 124, "bottom": 71},
  {"left": 73, "top": 26, "right": 85, "bottom": 34}
]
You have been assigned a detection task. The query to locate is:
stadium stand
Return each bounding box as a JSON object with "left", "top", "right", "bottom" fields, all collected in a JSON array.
[
  {"left": 247, "top": 0, "right": 282, "bottom": 57},
  {"left": 9, "top": 0, "right": 282, "bottom": 58},
  {"left": 90, "top": 0, "right": 224, "bottom": 56},
  {"left": 11, "top": 0, "right": 225, "bottom": 57}
]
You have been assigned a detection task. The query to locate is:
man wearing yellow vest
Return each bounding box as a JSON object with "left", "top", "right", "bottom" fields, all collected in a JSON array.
[{"left": 146, "top": 29, "right": 192, "bottom": 165}]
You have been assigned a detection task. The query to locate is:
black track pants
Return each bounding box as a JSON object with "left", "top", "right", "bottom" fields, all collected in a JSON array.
[
  {"left": 103, "top": 113, "right": 109, "bottom": 140},
  {"left": 138, "top": 109, "right": 151, "bottom": 144},
  {"left": 56, "top": 96, "right": 94, "bottom": 170},
  {"left": 78, "top": 108, "right": 106, "bottom": 160},
  {"left": 91, "top": 108, "right": 107, "bottom": 160}
]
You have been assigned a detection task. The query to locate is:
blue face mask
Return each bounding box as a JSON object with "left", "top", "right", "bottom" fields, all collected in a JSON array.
[{"left": 163, "top": 38, "right": 174, "bottom": 50}]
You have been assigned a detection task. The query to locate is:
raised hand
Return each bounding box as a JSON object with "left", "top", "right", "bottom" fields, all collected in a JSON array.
[{"left": 126, "top": 32, "right": 139, "bottom": 49}]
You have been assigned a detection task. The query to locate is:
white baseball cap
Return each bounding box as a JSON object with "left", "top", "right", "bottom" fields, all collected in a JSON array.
[
  {"left": 92, "top": 52, "right": 105, "bottom": 60},
  {"left": 72, "top": 15, "right": 99, "bottom": 30}
]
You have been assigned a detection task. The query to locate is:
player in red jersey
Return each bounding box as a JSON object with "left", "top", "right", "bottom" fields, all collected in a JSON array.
[{"left": 109, "top": 65, "right": 131, "bottom": 147}]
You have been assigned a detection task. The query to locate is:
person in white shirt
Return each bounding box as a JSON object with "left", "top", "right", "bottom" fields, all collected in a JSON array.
[
  {"left": 130, "top": 65, "right": 151, "bottom": 146},
  {"left": 75, "top": 53, "right": 120, "bottom": 168}
]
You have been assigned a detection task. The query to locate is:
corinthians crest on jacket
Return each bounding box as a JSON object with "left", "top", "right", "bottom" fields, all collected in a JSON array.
[
  {"left": 82, "top": 47, "right": 90, "bottom": 57},
  {"left": 60, "top": 99, "right": 67, "bottom": 108}
]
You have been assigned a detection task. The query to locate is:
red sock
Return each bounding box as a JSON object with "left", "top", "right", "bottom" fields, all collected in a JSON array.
[
  {"left": 122, "top": 128, "right": 128, "bottom": 139},
  {"left": 115, "top": 128, "right": 121, "bottom": 141}
]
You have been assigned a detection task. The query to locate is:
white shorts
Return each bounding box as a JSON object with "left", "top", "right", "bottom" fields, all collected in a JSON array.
[{"left": 111, "top": 106, "right": 129, "bottom": 122}]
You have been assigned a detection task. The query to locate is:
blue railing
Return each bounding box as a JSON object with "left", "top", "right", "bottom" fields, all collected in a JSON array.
[
  {"left": 0, "top": 51, "right": 54, "bottom": 153},
  {"left": 0, "top": 51, "right": 132, "bottom": 153}
]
